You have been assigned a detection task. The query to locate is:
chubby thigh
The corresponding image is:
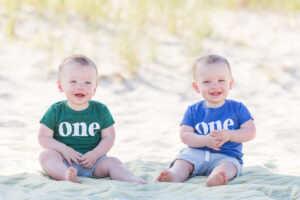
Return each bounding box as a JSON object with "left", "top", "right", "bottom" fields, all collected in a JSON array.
[
  {"left": 63, "top": 155, "right": 107, "bottom": 177},
  {"left": 173, "top": 147, "right": 242, "bottom": 177}
]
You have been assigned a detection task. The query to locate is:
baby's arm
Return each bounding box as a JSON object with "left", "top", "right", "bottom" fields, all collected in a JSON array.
[
  {"left": 180, "top": 125, "right": 221, "bottom": 151},
  {"left": 38, "top": 124, "right": 82, "bottom": 165},
  {"left": 227, "top": 119, "right": 256, "bottom": 142},
  {"left": 79, "top": 125, "right": 115, "bottom": 169},
  {"left": 211, "top": 119, "right": 256, "bottom": 146}
]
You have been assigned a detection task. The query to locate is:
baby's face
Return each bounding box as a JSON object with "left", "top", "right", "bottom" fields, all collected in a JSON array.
[
  {"left": 193, "top": 63, "right": 233, "bottom": 108},
  {"left": 58, "top": 64, "right": 97, "bottom": 110}
]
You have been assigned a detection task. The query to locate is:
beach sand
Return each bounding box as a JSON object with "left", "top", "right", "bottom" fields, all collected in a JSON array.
[{"left": 1, "top": 8, "right": 300, "bottom": 200}]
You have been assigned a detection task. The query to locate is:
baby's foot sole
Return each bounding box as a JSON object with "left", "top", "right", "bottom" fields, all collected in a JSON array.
[
  {"left": 206, "top": 170, "right": 227, "bottom": 187},
  {"left": 157, "top": 170, "right": 177, "bottom": 182},
  {"left": 66, "top": 167, "right": 81, "bottom": 183}
]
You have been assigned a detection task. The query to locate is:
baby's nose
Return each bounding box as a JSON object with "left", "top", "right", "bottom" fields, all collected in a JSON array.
[
  {"left": 76, "top": 82, "right": 85, "bottom": 89},
  {"left": 210, "top": 82, "right": 219, "bottom": 87}
]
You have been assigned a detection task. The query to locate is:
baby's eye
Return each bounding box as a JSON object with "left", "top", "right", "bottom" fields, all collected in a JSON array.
[
  {"left": 219, "top": 79, "right": 225, "bottom": 82},
  {"left": 70, "top": 80, "right": 76, "bottom": 83},
  {"left": 85, "top": 81, "right": 91, "bottom": 85},
  {"left": 203, "top": 81, "right": 210, "bottom": 84}
]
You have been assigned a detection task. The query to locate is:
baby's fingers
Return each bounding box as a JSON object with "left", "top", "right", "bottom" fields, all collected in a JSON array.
[
  {"left": 85, "top": 163, "right": 93, "bottom": 169},
  {"left": 80, "top": 160, "right": 91, "bottom": 169},
  {"left": 214, "top": 143, "right": 221, "bottom": 149},
  {"left": 210, "top": 131, "right": 217, "bottom": 137},
  {"left": 70, "top": 154, "right": 82, "bottom": 165},
  {"left": 212, "top": 134, "right": 222, "bottom": 139},
  {"left": 207, "top": 142, "right": 220, "bottom": 151},
  {"left": 212, "top": 141, "right": 221, "bottom": 150},
  {"left": 79, "top": 154, "right": 88, "bottom": 162},
  {"left": 65, "top": 157, "right": 72, "bottom": 166},
  {"left": 71, "top": 157, "right": 80, "bottom": 165},
  {"left": 211, "top": 130, "right": 221, "bottom": 134},
  {"left": 76, "top": 152, "right": 83, "bottom": 157}
]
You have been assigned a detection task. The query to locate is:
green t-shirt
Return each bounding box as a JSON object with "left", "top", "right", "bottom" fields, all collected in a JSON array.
[{"left": 40, "top": 100, "right": 115, "bottom": 154}]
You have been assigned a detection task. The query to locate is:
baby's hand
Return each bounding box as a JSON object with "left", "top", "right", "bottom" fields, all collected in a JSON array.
[
  {"left": 79, "top": 151, "right": 98, "bottom": 169},
  {"left": 204, "top": 134, "right": 222, "bottom": 151},
  {"left": 210, "top": 130, "right": 231, "bottom": 147},
  {"left": 62, "top": 146, "right": 82, "bottom": 166}
]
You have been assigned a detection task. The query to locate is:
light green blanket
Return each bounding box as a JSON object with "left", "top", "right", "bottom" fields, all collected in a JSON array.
[{"left": 1, "top": 161, "right": 300, "bottom": 200}]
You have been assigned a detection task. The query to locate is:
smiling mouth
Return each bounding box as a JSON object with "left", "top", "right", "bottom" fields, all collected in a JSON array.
[
  {"left": 210, "top": 92, "right": 222, "bottom": 96},
  {"left": 75, "top": 93, "right": 85, "bottom": 97}
]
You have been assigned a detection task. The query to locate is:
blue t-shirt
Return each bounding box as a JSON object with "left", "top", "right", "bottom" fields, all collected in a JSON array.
[{"left": 181, "top": 99, "right": 253, "bottom": 164}]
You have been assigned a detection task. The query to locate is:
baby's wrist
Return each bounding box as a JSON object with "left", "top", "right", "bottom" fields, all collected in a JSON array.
[
  {"left": 61, "top": 143, "right": 70, "bottom": 152},
  {"left": 90, "top": 149, "right": 101, "bottom": 158},
  {"left": 225, "top": 130, "right": 231, "bottom": 141},
  {"left": 202, "top": 135, "right": 209, "bottom": 147}
]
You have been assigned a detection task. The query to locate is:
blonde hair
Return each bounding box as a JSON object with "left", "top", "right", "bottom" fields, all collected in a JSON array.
[
  {"left": 193, "top": 54, "right": 231, "bottom": 81},
  {"left": 58, "top": 54, "right": 98, "bottom": 81}
]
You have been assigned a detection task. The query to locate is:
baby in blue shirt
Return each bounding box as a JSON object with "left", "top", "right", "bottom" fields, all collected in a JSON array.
[{"left": 157, "top": 54, "right": 256, "bottom": 187}]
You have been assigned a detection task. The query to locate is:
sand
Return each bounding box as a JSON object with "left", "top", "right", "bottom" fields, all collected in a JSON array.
[{"left": 1, "top": 9, "right": 300, "bottom": 200}]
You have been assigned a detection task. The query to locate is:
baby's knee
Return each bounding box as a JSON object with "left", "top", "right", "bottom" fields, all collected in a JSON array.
[
  {"left": 39, "top": 149, "right": 59, "bottom": 163},
  {"left": 174, "top": 159, "right": 194, "bottom": 172},
  {"left": 106, "top": 157, "right": 122, "bottom": 165}
]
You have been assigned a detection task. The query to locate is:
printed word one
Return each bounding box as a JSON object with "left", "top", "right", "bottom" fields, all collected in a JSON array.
[
  {"left": 59, "top": 122, "right": 100, "bottom": 137},
  {"left": 195, "top": 119, "right": 234, "bottom": 135}
]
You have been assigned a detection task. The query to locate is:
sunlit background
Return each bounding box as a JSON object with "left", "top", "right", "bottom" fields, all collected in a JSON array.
[
  {"left": 1, "top": 1, "right": 300, "bottom": 199},
  {"left": 1, "top": 0, "right": 300, "bottom": 77}
]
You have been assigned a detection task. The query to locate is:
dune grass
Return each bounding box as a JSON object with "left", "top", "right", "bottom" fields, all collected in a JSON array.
[{"left": 1, "top": 0, "right": 299, "bottom": 75}]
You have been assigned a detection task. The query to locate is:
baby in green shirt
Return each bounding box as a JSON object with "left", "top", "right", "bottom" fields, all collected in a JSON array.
[{"left": 38, "top": 54, "right": 146, "bottom": 184}]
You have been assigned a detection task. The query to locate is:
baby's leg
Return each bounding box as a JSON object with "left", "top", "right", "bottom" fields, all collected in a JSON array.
[
  {"left": 157, "top": 159, "right": 194, "bottom": 183},
  {"left": 92, "top": 157, "right": 146, "bottom": 184},
  {"left": 206, "top": 162, "right": 237, "bottom": 187},
  {"left": 39, "top": 149, "right": 80, "bottom": 183}
]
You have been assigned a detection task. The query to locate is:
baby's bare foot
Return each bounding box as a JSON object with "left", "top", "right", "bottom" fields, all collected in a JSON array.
[
  {"left": 66, "top": 167, "right": 81, "bottom": 183},
  {"left": 206, "top": 170, "right": 228, "bottom": 187},
  {"left": 157, "top": 170, "right": 177, "bottom": 182}
]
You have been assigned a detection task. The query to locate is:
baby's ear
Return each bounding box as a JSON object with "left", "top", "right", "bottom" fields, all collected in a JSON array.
[
  {"left": 229, "top": 78, "right": 234, "bottom": 89},
  {"left": 192, "top": 82, "right": 200, "bottom": 93},
  {"left": 57, "top": 81, "right": 64, "bottom": 92},
  {"left": 93, "top": 86, "right": 97, "bottom": 95}
]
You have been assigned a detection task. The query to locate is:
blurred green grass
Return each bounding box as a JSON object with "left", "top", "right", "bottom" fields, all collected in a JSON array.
[{"left": 1, "top": 0, "right": 299, "bottom": 75}]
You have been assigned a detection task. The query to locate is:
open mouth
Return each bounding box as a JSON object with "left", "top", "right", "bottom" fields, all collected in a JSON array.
[
  {"left": 210, "top": 92, "right": 222, "bottom": 96},
  {"left": 74, "top": 93, "right": 85, "bottom": 98}
]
